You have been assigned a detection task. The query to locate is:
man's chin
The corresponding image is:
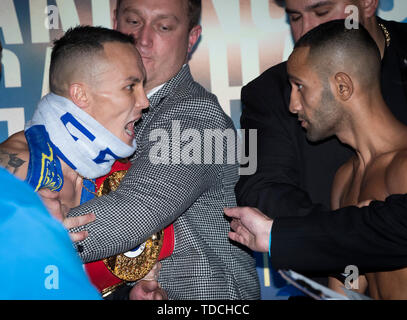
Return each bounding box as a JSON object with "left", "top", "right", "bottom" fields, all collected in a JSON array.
[
  {"left": 306, "top": 130, "right": 330, "bottom": 143},
  {"left": 126, "top": 139, "right": 135, "bottom": 147},
  {"left": 121, "top": 135, "right": 135, "bottom": 147},
  {"left": 305, "top": 129, "right": 319, "bottom": 143}
]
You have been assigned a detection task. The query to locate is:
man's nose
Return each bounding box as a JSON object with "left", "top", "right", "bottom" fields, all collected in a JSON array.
[
  {"left": 289, "top": 90, "right": 302, "bottom": 115},
  {"left": 134, "top": 24, "right": 153, "bottom": 48},
  {"left": 301, "top": 16, "right": 320, "bottom": 39},
  {"left": 134, "top": 87, "right": 150, "bottom": 111}
]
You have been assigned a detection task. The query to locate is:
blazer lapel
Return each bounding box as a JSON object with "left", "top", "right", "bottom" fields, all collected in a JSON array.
[{"left": 148, "top": 65, "right": 193, "bottom": 110}]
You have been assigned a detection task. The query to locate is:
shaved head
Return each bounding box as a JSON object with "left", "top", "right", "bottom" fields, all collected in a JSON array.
[
  {"left": 287, "top": 20, "right": 383, "bottom": 142},
  {"left": 294, "top": 19, "right": 381, "bottom": 90},
  {"left": 49, "top": 26, "right": 136, "bottom": 96}
]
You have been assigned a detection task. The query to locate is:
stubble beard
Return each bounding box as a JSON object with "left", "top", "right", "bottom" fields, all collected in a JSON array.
[{"left": 305, "top": 86, "right": 342, "bottom": 142}]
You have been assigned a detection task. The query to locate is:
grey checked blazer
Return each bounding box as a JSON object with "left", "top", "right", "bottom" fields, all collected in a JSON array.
[{"left": 68, "top": 65, "right": 260, "bottom": 299}]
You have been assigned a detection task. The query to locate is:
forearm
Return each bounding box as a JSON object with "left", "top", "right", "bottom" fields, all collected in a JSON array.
[
  {"left": 69, "top": 160, "right": 217, "bottom": 263},
  {"left": 68, "top": 186, "right": 173, "bottom": 263},
  {"left": 236, "top": 178, "right": 328, "bottom": 218},
  {"left": 271, "top": 194, "right": 407, "bottom": 274}
]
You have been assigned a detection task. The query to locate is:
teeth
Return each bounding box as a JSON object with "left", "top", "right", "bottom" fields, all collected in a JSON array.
[
  {"left": 125, "top": 128, "right": 133, "bottom": 136},
  {"left": 124, "top": 121, "right": 136, "bottom": 136}
]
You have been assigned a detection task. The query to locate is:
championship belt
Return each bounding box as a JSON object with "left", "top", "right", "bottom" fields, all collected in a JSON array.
[{"left": 84, "top": 160, "right": 174, "bottom": 298}]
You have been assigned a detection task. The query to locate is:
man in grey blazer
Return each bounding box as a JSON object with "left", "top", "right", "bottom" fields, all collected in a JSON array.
[{"left": 62, "top": 0, "right": 259, "bottom": 300}]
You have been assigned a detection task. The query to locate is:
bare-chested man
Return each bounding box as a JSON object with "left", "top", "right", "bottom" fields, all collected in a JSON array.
[
  {"left": 0, "top": 26, "right": 167, "bottom": 299},
  {"left": 285, "top": 20, "right": 407, "bottom": 299}
]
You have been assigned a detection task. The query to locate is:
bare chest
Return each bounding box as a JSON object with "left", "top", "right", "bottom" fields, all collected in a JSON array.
[{"left": 339, "top": 159, "right": 392, "bottom": 207}]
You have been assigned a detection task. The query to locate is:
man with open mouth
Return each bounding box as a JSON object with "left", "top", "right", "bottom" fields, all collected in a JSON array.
[{"left": 0, "top": 25, "right": 165, "bottom": 299}]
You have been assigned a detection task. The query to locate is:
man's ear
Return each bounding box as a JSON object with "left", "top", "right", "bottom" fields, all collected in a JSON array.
[
  {"left": 359, "top": 0, "right": 378, "bottom": 18},
  {"left": 69, "top": 83, "right": 90, "bottom": 109},
  {"left": 187, "top": 25, "right": 202, "bottom": 54},
  {"left": 334, "top": 72, "right": 354, "bottom": 101}
]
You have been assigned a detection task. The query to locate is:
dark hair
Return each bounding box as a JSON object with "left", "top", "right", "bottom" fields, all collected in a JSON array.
[
  {"left": 294, "top": 19, "right": 381, "bottom": 88},
  {"left": 116, "top": 0, "right": 201, "bottom": 31},
  {"left": 295, "top": 19, "right": 378, "bottom": 52},
  {"left": 275, "top": 0, "right": 285, "bottom": 7},
  {"left": 187, "top": 0, "right": 202, "bottom": 30},
  {"left": 50, "top": 25, "right": 135, "bottom": 95}
]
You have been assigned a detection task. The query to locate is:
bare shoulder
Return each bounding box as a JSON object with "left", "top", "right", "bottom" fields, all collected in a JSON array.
[
  {"left": 385, "top": 149, "right": 407, "bottom": 195},
  {"left": 0, "top": 131, "right": 29, "bottom": 180},
  {"left": 331, "top": 157, "right": 355, "bottom": 210}
]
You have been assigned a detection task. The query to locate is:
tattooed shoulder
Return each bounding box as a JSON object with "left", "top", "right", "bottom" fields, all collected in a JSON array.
[{"left": 0, "top": 148, "right": 27, "bottom": 174}]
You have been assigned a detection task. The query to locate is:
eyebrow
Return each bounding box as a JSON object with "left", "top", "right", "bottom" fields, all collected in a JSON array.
[
  {"left": 288, "top": 74, "right": 303, "bottom": 83},
  {"left": 122, "top": 7, "right": 180, "bottom": 23},
  {"left": 122, "top": 7, "right": 140, "bottom": 15},
  {"left": 155, "top": 14, "right": 180, "bottom": 23},
  {"left": 126, "top": 76, "right": 143, "bottom": 83},
  {"left": 286, "top": 1, "right": 334, "bottom": 14}
]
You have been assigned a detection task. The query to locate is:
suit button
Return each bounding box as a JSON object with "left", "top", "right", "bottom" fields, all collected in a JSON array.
[
  {"left": 403, "top": 58, "right": 407, "bottom": 66},
  {"left": 77, "top": 244, "right": 84, "bottom": 253}
]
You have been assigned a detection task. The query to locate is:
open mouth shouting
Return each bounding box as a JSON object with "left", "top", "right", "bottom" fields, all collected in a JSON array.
[{"left": 125, "top": 120, "right": 137, "bottom": 139}]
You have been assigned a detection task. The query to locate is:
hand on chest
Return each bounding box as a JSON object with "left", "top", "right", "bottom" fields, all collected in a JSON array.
[{"left": 58, "top": 169, "right": 83, "bottom": 210}]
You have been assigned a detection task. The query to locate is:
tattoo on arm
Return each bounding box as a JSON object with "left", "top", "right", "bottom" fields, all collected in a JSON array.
[{"left": 0, "top": 149, "right": 26, "bottom": 174}]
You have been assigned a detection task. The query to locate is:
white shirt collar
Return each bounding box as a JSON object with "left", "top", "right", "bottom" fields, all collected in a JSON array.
[
  {"left": 147, "top": 83, "right": 165, "bottom": 99},
  {"left": 146, "top": 64, "right": 187, "bottom": 98}
]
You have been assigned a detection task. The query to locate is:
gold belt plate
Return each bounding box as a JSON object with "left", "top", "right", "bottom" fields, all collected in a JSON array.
[{"left": 96, "top": 168, "right": 164, "bottom": 281}]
